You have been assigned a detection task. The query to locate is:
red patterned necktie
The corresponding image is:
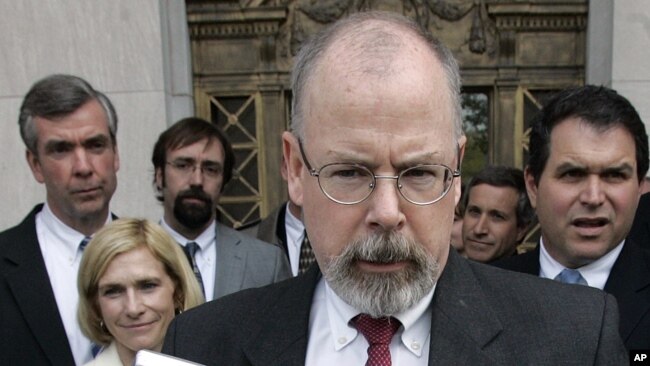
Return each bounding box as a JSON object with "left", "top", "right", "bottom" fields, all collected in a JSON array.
[{"left": 352, "top": 314, "right": 401, "bottom": 366}]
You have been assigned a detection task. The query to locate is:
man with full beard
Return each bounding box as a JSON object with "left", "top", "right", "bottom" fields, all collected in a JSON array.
[
  {"left": 162, "top": 12, "right": 626, "bottom": 365},
  {"left": 152, "top": 117, "right": 290, "bottom": 301}
]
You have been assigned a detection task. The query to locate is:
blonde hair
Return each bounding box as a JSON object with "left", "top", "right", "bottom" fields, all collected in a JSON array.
[{"left": 77, "top": 218, "right": 204, "bottom": 345}]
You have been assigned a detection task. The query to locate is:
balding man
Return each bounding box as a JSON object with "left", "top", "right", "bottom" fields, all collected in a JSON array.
[{"left": 162, "top": 12, "right": 626, "bottom": 365}]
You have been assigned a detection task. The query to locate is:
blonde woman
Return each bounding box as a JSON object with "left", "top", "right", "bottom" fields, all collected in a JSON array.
[{"left": 78, "top": 218, "right": 203, "bottom": 366}]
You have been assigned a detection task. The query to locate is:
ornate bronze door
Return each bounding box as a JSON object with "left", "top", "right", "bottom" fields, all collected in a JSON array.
[{"left": 186, "top": 1, "right": 587, "bottom": 229}]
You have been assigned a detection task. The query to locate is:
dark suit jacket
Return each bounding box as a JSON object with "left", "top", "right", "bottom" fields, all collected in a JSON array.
[
  {"left": 0, "top": 204, "right": 75, "bottom": 365},
  {"left": 629, "top": 192, "right": 650, "bottom": 250},
  {"left": 163, "top": 250, "right": 626, "bottom": 365},
  {"left": 495, "top": 240, "right": 650, "bottom": 350}
]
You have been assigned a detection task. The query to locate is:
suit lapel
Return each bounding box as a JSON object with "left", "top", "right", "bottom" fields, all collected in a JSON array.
[
  {"left": 3, "top": 205, "right": 75, "bottom": 365},
  {"left": 214, "top": 223, "right": 246, "bottom": 298},
  {"left": 429, "top": 251, "right": 504, "bottom": 364},
  {"left": 242, "top": 266, "right": 318, "bottom": 366},
  {"left": 237, "top": 251, "right": 506, "bottom": 365},
  {"left": 258, "top": 204, "right": 286, "bottom": 250},
  {"left": 604, "top": 240, "right": 650, "bottom": 341}
]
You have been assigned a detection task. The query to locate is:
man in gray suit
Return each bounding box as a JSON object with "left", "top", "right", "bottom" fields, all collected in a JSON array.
[
  {"left": 152, "top": 117, "right": 291, "bottom": 301},
  {"left": 163, "top": 12, "right": 626, "bottom": 365}
]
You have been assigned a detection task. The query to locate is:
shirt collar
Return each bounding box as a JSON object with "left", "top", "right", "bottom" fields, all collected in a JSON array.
[
  {"left": 322, "top": 278, "right": 434, "bottom": 357},
  {"left": 284, "top": 203, "right": 305, "bottom": 248},
  {"left": 539, "top": 237, "right": 624, "bottom": 290},
  {"left": 39, "top": 202, "right": 111, "bottom": 257},
  {"left": 160, "top": 218, "right": 217, "bottom": 251}
]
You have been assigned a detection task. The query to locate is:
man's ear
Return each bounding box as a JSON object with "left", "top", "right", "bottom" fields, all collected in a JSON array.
[
  {"left": 282, "top": 131, "right": 304, "bottom": 207},
  {"left": 155, "top": 167, "right": 164, "bottom": 192},
  {"left": 453, "top": 135, "right": 467, "bottom": 207},
  {"left": 524, "top": 167, "right": 538, "bottom": 209},
  {"left": 516, "top": 224, "right": 528, "bottom": 243},
  {"left": 26, "top": 149, "right": 45, "bottom": 184},
  {"left": 112, "top": 144, "right": 120, "bottom": 173}
]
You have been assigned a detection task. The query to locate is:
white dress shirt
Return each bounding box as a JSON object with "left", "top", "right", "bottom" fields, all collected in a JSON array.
[
  {"left": 305, "top": 278, "right": 435, "bottom": 366},
  {"left": 161, "top": 219, "right": 217, "bottom": 301},
  {"left": 284, "top": 204, "right": 306, "bottom": 276},
  {"left": 37, "top": 203, "right": 111, "bottom": 366},
  {"left": 538, "top": 237, "right": 624, "bottom": 290}
]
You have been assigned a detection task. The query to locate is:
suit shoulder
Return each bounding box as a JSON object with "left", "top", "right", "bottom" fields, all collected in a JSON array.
[
  {"left": 0, "top": 205, "right": 42, "bottom": 247},
  {"left": 470, "top": 260, "right": 610, "bottom": 309},
  {"left": 491, "top": 250, "right": 538, "bottom": 273},
  {"left": 222, "top": 224, "right": 283, "bottom": 252},
  {"left": 236, "top": 218, "right": 260, "bottom": 232},
  {"left": 236, "top": 221, "right": 260, "bottom": 239},
  {"left": 172, "top": 276, "right": 296, "bottom": 331}
]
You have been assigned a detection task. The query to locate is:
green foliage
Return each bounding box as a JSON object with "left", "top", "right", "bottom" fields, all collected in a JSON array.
[{"left": 460, "top": 92, "right": 489, "bottom": 183}]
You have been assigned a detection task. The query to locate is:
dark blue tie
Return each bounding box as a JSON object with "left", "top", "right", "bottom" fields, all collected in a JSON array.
[
  {"left": 91, "top": 344, "right": 102, "bottom": 357},
  {"left": 80, "top": 236, "right": 102, "bottom": 358},
  {"left": 79, "top": 236, "right": 91, "bottom": 252}
]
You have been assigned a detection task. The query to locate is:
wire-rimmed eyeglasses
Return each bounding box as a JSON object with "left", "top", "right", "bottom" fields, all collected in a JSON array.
[
  {"left": 298, "top": 141, "right": 460, "bottom": 205},
  {"left": 166, "top": 159, "right": 223, "bottom": 179}
]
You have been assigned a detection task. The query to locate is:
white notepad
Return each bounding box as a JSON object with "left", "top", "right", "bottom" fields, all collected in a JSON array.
[{"left": 133, "top": 350, "right": 205, "bottom": 366}]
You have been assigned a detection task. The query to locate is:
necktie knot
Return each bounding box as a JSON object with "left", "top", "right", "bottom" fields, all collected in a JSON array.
[
  {"left": 184, "top": 241, "right": 200, "bottom": 257},
  {"left": 353, "top": 314, "right": 401, "bottom": 344},
  {"left": 555, "top": 268, "right": 588, "bottom": 285},
  {"left": 352, "top": 314, "right": 401, "bottom": 366},
  {"left": 79, "top": 236, "right": 91, "bottom": 252}
]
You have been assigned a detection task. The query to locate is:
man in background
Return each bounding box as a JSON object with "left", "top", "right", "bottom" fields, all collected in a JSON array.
[
  {"left": 152, "top": 117, "right": 290, "bottom": 301},
  {"left": 496, "top": 85, "right": 650, "bottom": 350},
  {"left": 0, "top": 74, "right": 120, "bottom": 365},
  {"left": 462, "top": 165, "right": 534, "bottom": 263},
  {"left": 240, "top": 156, "right": 315, "bottom": 276},
  {"left": 450, "top": 182, "right": 466, "bottom": 256}
]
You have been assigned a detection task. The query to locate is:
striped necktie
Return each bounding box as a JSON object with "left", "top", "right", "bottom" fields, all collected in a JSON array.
[{"left": 182, "top": 242, "right": 205, "bottom": 296}]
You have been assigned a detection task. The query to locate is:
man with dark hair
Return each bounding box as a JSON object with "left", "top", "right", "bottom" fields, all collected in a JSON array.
[
  {"left": 152, "top": 117, "right": 290, "bottom": 301},
  {"left": 496, "top": 85, "right": 650, "bottom": 350},
  {"left": 162, "top": 13, "right": 626, "bottom": 365},
  {"left": 462, "top": 165, "right": 534, "bottom": 263},
  {"left": 0, "top": 74, "right": 120, "bottom": 365}
]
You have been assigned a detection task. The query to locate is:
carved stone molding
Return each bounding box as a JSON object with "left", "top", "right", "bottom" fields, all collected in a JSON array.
[
  {"left": 488, "top": 3, "right": 587, "bottom": 32},
  {"left": 291, "top": 0, "right": 493, "bottom": 56},
  {"left": 494, "top": 15, "right": 586, "bottom": 31},
  {"left": 187, "top": 7, "right": 287, "bottom": 39},
  {"left": 189, "top": 21, "right": 281, "bottom": 38}
]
